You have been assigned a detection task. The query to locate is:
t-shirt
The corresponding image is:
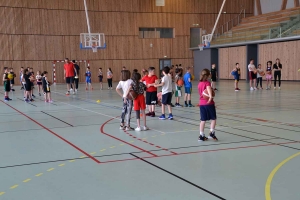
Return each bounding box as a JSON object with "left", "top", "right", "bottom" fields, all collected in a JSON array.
[
  {"left": 248, "top": 64, "right": 255, "bottom": 72},
  {"left": 74, "top": 64, "right": 80, "bottom": 75},
  {"left": 161, "top": 75, "right": 172, "bottom": 95},
  {"left": 64, "top": 62, "right": 75, "bottom": 77},
  {"left": 211, "top": 68, "right": 217, "bottom": 78},
  {"left": 273, "top": 63, "right": 282, "bottom": 71},
  {"left": 256, "top": 68, "right": 263, "bottom": 78},
  {"left": 116, "top": 79, "right": 133, "bottom": 97},
  {"left": 183, "top": 72, "right": 192, "bottom": 88},
  {"left": 107, "top": 71, "right": 113, "bottom": 79},
  {"left": 131, "top": 81, "right": 146, "bottom": 95},
  {"left": 24, "top": 74, "right": 31, "bottom": 85},
  {"left": 36, "top": 75, "right": 42, "bottom": 82},
  {"left": 141, "top": 75, "right": 158, "bottom": 92},
  {"left": 198, "top": 81, "right": 215, "bottom": 106}
]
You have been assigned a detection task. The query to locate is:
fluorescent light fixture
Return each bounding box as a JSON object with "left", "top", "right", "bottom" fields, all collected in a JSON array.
[{"left": 156, "top": 0, "right": 165, "bottom": 6}]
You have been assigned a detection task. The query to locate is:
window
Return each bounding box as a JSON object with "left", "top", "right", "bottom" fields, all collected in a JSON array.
[{"left": 139, "top": 28, "right": 174, "bottom": 38}]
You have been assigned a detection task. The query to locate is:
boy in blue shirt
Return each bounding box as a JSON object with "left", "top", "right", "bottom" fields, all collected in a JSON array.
[{"left": 183, "top": 66, "right": 194, "bottom": 107}]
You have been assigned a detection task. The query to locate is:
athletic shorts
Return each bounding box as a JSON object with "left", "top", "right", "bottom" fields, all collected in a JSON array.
[
  {"left": 98, "top": 76, "right": 103, "bottom": 82},
  {"left": 200, "top": 105, "right": 217, "bottom": 121},
  {"left": 235, "top": 78, "right": 239, "bottom": 82},
  {"left": 10, "top": 79, "right": 14, "bottom": 85},
  {"left": 66, "top": 77, "right": 74, "bottom": 84},
  {"left": 185, "top": 87, "right": 191, "bottom": 94},
  {"left": 25, "top": 83, "right": 31, "bottom": 91},
  {"left": 211, "top": 77, "right": 217, "bottom": 82},
  {"left": 249, "top": 71, "right": 257, "bottom": 80},
  {"left": 86, "top": 78, "right": 91, "bottom": 84},
  {"left": 43, "top": 88, "right": 50, "bottom": 93},
  {"left": 37, "top": 82, "right": 42, "bottom": 85},
  {"left": 175, "top": 86, "right": 182, "bottom": 97},
  {"left": 4, "top": 81, "right": 10, "bottom": 92},
  {"left": 146, "top": 91, "right": 157, "bottom": 105},
  {"left": 161, "top": 92, "right": 172, "bottom": 105},
  {"left": 266, "top": 74, "right": 272, "bottom": 80},
  {"left": 134, "top": 94, "right": 146, "bottom": 111}
]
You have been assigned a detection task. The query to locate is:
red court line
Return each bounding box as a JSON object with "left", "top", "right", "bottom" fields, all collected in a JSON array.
[
  {"left": 100, "top": 118, "right": 158, "bottom": 157},
  {"left": 0, "top": 100, "right": 101, "bottom": 164},
  {"left": 99, "top": 140, "right": 300, "bottom": 164}
]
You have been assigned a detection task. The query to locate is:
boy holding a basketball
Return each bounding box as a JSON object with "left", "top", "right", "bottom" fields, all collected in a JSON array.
[
  {"left": 9, "top": 68, "right": 16, "bottom": 92},
  {"left": 155, "top": 66, "right": 173, "bottom": 120},
  {"left": 256, "top": 64, "right": 264, "bottom": 89},
  {"left": 142, "top": 67, "right": 158, "bottom": 117},
  {"left": 183, "top": 66, "right": 194, "bottom": 107},
  {"left": 198, "top": 69, "right": 217, "bottom": 142},
  {"left": 231, "top": 63, "right": 241, "bottom": 91},
  {"left": 3, "top": 67, "right": 12, "bottom": 101},
  {"left": 174, "top": 68, "right": 183, "bottom": 107}
]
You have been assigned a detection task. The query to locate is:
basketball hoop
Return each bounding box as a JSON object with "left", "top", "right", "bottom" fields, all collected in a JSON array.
[
  {"left": 91, "top": 45, "right": 98, "bottom": 53},
  {"left": 198, "top": 44, "right": 205, "bottom": 51}
]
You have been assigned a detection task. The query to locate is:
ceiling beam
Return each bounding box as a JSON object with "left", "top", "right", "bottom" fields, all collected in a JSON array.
[
  {"left": 281, "top": 0, "right": 288, "bottom": 10},
  {"left": 255, "top": 0, "right": 262, "bottom": 15}
]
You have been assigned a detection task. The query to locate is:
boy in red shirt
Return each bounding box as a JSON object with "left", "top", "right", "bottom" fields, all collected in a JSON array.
[
  {"left": 142, "top": 67, "right": 158, "bottom": 117},
  {"left": 64, "top": 58, "right": 76, "bottom": 95}
]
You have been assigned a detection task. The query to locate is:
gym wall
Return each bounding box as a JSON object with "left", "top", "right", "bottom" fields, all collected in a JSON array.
[{"left": 0, "top": 0, "right": 254, "bottom": 84}]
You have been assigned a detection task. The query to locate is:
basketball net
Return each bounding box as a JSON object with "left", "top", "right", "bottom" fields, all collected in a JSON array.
[{"left": 92, "top": 45, "right": 97, "bottom": 53}]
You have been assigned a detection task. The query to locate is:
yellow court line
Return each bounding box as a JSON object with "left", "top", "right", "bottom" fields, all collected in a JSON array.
[
  {"left": 265, "top": 152, "right": 300, "bottom": 200},
  {"left": 100, "top": 149, "right": 106, "bottom": 151},
  {"left": 129, "top": 141, "right": 134, "bottom": 143},
  {"left": 35, "top": 173, "right": 43, "bottom": 177},
  {"left": 69, "top": 160, "right": 75, "bottom": 162},
  {"left": 58, "top": 163, "right": 65, "bottom": 167},
  {"left": 79, "top": 156, "right": 87, "bottom": 158},
  {"left": 90, "top": 152, "right": 96, "bottom": 155},
  {"left": 0, "top": 192, "right": 5, "bottom": 196},
  {"left": 142, "top": 138, "right": 147, "bottom": 140},
  {"left": 119, "top": 144, "right": 125, "bottom": 146},
  {"left": 47, "top": 168, "right": 55, "bottom": 172},
  {"left": 23, "top": 179, "right": 31, "bottom": 183},
  {"left": 10, "top": 185, "right": 18, "bottom": 189},
  {"left": 110, "top": 146, "right": 115, "bottom": 148},
  {"left": 151, "top": 136, "right": 156, "bottom": 138}
]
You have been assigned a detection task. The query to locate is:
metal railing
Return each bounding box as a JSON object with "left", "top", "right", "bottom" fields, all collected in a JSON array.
[{"left": 214, "top": 9, "right": 246, "bottom": 36}]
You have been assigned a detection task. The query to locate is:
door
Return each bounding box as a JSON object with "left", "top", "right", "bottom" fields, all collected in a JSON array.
[
  {"left": 190, "top": 28, "right": 201, "bottom": 48},
  {"left": 159, "top": 59, "right": 172, "bottom": 78}
]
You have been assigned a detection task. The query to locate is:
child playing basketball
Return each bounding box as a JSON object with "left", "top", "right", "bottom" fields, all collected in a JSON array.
[
  {"left": 23, "top": 69, "right": 34, "bottom": 102},
  {"left": 266, "top": 61, "right": 272, "bottom": 90},
  {"left": 9, "top": 68, "right": 16, "bottom": 92},
  {"left": 3, "top": 67, "right": 12, "bottom": 101},
  {"left": 183, "top": 66, "right": 194, "bottom": 107},
  {"left": 174, "top": 68, "right": 183, "bottom": 107},
  {"left": 42, "top": 71, "right": 53, "bottom": 103},
  {"left": 198, "top": 69, "right": 218, "bottom": 141},
  {"left": 116, "top": 70, "right": 134, "bottom": 131},
  {"left": 36, "top": 71, "right": 42, "bottom": 96},
  {"left": 248, "top": 59, "right": 257, "bottom": 91},
  {"left": 85, "top": 67, "right": 93, "bottom": 90},
  {"left": 211, "top": 64, "right": 218, "bottom": 91},
  {"left": 155, "top": 66, "right": 173, "bottom": 120},
  {"left": 125, "top": 72, "right": 148, "bottom": 131},
  {"left": 142, "top": 67, "right": 158, "bottom": 117},
  {"left": 98, "top": 68, "right": 103, "bottom": 90},
  {"left": 231, "top": 63, "right": 241, "bottom": 91}
]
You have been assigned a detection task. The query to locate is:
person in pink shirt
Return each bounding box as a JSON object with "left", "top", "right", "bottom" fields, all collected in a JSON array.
[{"left": 198, "top": 69, "right": 218, "bottom": 142}]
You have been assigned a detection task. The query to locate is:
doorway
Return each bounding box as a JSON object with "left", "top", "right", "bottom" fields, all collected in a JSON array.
[{"left": 159, "top": 59, "right": 172, "bottom": 78}]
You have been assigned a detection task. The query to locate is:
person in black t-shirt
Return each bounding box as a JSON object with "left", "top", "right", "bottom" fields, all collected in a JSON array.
[
  {"left": 23, "top": 69, "right": 34, "bottom": 102},
  {"left": 273, "top": 58, "right": 282, "bottom": 90},
  {"left": 72, "top": 60, "right": 80, "bottom": 92},
  {"left": 211, "top": 64, "right": 218, "bottom": 91}
]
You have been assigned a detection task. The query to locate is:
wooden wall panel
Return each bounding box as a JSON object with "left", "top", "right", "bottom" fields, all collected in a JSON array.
[
  {"left": 219, "top": 46, "right": 247, "bottom": 80},
  {"left": 258, "top": 41, "right": 300, "bottom": 81}
]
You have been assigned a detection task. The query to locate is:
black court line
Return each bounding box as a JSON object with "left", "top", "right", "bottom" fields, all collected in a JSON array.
[
  {"left": 41, "top": 111, "right": 74, "bottom": 127},
  {"left": 130, "top": 153, "right": 226, "bottom": 200},
  {"left": 16, "top": 98, "right": 37, "bottom": 107}
]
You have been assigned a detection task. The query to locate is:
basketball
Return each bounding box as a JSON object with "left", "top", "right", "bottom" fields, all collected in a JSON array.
[
  {"left": 231, "top": 71, "right": 238, "bottom": 76},
  {"left": 177, "top": 79, "right": 184, "bottom": 87},
  {"left": 191, "top": 74, "right": 195, "bottom": 80},
  {"left": 202, "top": 89, "right": 215, "bottom": 100},
  {"left": 7, "top": 73, "right": 14, "bottom": 80},
  {"left": 259, "top": 71, "right": 265, "bottom": 76},
  {"left": 126, "top": 90, "right": 137, "bottom": 100},
  {"left": 253, "top": 69, "right": 257, "bottom": 74}
]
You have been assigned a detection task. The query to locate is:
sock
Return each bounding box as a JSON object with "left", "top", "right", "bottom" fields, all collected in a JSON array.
[
  {"left": 189, "top": 100, "right": 191, "bottom": 105},
  {"left": 200, "top": 132, "right": 204, "bottom": 136},
  {"left": 185, "top": 101, "right": 187, "bottom": 105},
  {"left": 210, "top": 129, "right": 214, "bottom": 133}
]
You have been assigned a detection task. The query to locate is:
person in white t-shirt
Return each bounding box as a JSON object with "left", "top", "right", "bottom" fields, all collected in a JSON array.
[
  {"left": 248, "top": 59, "right": 257, "bottom": 91},
  {"left": 154, "top": 66, "right": 173, "bottom": 120},
  {"left": 116, "top": 70, "right": 134, "bottom": 130}
]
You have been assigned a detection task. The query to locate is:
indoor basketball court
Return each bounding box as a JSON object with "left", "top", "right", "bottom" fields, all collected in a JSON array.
[{"left": 1, "top": 0, "right": 300, "bottom": 200}]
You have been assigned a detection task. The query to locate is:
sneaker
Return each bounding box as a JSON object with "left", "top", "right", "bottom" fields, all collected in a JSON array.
[
  {"left": 250, "top": 87, "right": 254, "bottom": 91},
  {"left": 176, "top": 104, "right": 182, "bottom": 107},
  {"left": 274, "top": 87, "right": 276, "bottom": 90},
  {"left": 8, "top": 98, "right": 12, "bottom": 101},
  {"left": 66, "top": 91, "right": 70, "bottom": 95},
  {"left": 72, "top": 91, "right": 75, "bottom": 95},
  {"left": 45, "top": 100, "right": 48, "bottom": 102},
  {"left": 214, "top": 88, "right": 218, "bottom": 91},
  {"left": 254, "top": 87, "right": 257, "bottom": 90},
  {"left": 30, "top": 99, "right": 34, "bottom": 102},
  {"left": 145, "top": 112, "right": 152, "bottom": 116},
  {"left": 4, "top": 98, "right": 8, "bottom": 102},
  {"left": 150, "top": 112, "right": 155, "bottom": 117},
  {"left": 48, "top": 100, "right": 53, "bottom": 103},
  {"left": 70, "top": 88, "right": 73, "bottom": 91},
  {"left": 235, "top": 88, "right": 239, "bottom": 91},
  {"left": 75, "top": 89, "right": 78, "bottom": 93},
  {"left": 159, "top": 114, "right": 166, "bottom": 120},
  {"left": 142, "top": 126, "right": 149, "bottom": 131},
  {"left": 119, "top": 125, "right": 125, "bottom": 130},
  {"left": 198, "top": 135, "right": 208, "bottom": 142},
  {"left": 168, "top": 114, "right": 173, "bottom": 120},
  {"left": 11, "top": 89, "right": 15, "bottom": 92},
  {"left": 278, "top": 87, "right": 281, "bottom": 90},
  {"left": 208, "top": 131, "right": 218, "bottom": 141},
  {"left": 21, "top": 87, "right": 24, "bottom": 90},
  {"left": 188, "top": 104, "right": 194, "bottom": 107},
  {"left": 32, "top": 94, "right": 36, "bottom": 98},
  {"left": 125, "top": 126, "right": 134, "bottom": 131},
  {"left": 135, "top": 127, "right": 141, "bottom": 131},
  {"left": 25, "top": 99, "right": 29, "bottom": 102},
  {"left": 185, "top": 104, "right": 188, "bottom": 107},
  {"left": 171, "top": 103, "right": 175, "bottom": 107}
]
